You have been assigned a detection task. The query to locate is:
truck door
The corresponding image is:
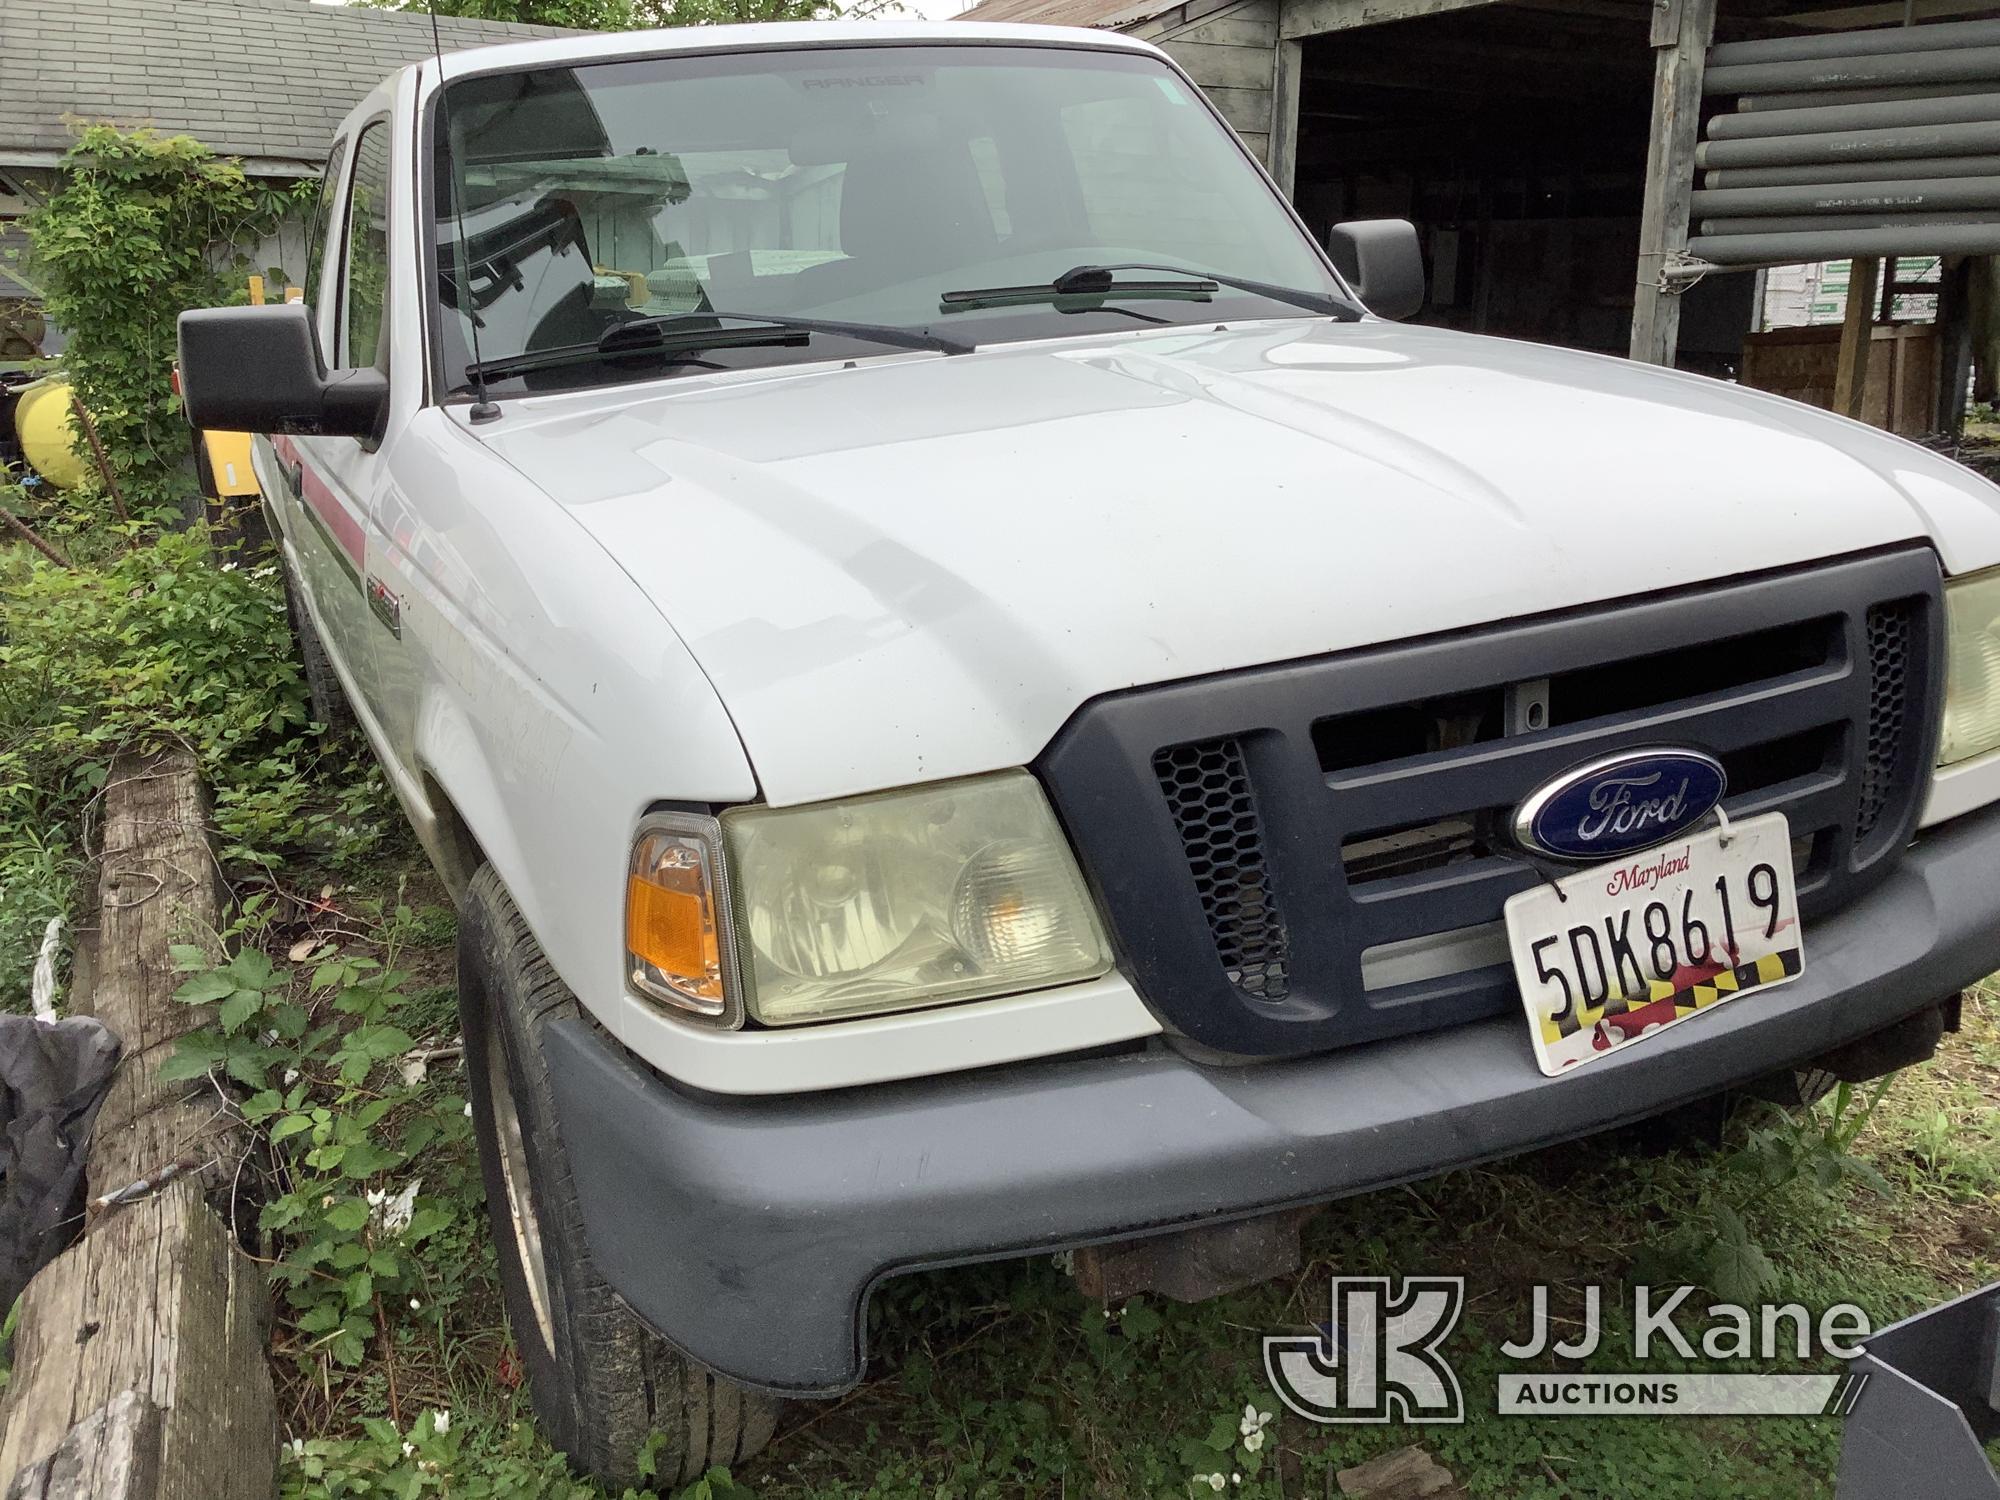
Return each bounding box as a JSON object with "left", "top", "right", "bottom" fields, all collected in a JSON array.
[
  {"left": 289, "top": 119, "right": 396, "bottom": 739},
  {"left": 268, "top": 138, "right": 357, "bottom": 688}
]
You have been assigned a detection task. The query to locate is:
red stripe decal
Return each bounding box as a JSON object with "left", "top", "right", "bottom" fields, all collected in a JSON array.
[{"left": 275, "top": 436, "right": 364, "bottom": 571}]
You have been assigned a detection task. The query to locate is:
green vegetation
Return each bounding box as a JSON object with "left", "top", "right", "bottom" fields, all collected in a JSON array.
[
  {"left": 22, "top": 127, "right": 309, "bottom": 514},
  {"left": 0, "top": 527, "right": 392, "bottom": 1010},
  {"left": 1, "top": 122, "right": 364, "bottom": 1011}
]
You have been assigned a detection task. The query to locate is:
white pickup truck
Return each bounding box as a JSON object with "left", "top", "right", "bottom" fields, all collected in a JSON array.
[{"left": 179, "top": 18, "right": 2000, "bottom": 1486}]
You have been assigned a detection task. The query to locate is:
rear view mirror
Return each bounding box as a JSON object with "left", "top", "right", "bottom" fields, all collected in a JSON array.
[
  {"left": 1326, "top": 220, "right": 1425, "bottom": 321},
  {"left": 176, "top": 303, "right": 387, "bottom": 440}
]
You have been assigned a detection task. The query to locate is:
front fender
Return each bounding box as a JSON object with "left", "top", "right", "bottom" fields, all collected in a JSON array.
[{"left": 377, "top": 412, "right": 758, "bottom": 1040}]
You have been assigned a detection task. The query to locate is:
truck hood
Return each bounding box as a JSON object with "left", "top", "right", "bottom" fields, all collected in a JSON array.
[{"left": 479, "top": 318, "right": 2000, "bottom": 805}]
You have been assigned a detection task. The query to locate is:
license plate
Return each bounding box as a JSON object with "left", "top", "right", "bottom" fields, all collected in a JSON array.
[{"left": 1502, "top": 812, "right": 1804, "bottom": 1076}]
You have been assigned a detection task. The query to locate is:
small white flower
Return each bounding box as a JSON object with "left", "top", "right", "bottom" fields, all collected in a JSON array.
[
  {"left": 1243, "top": 1431, "right": 1264, "bottom": 1453},
  {"left": 401, "top": 1442, "right": 414, "bottom": 1458},
  {"left": 1232, "top": 1476, "right": 1242, "bottom": 1487},
  {"left": 433, "top": 1409, "right": 450, "bottom": 1435},
  {"left": 463, "top": 1102, "right": 473, "bottom": 1117},
  {"left": 221, "top": 561, "right": 240, "bottom": 573},
  {"left": 409, "top": 1298, "right": 422, "bottom": 1311},
  {"left": 288, "top": 1438, "right": 304, "bottom": 1457},
  {"left": 1202, "top": 1475, "right": 1226, "bottom": 1493},
  {"left": 1239, "top": 1405, "right": 1273, "bottom": 1439},
  {"left": 282, "top": 1068, "right": 300, "bottom": 1086}
]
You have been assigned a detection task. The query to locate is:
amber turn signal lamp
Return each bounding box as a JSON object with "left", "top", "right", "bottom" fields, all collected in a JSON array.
[{"left": 625, "top": 815, "right": 740, "bottom": 1025}]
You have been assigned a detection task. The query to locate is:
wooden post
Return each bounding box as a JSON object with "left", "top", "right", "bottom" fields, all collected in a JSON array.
[
  {"left": 1629, "top": 0, "right": 1719, "bottom": 366},
  {"left": 1270, "top": 38, "right": 1305, "bottom": 203},
  {"left": 1835, "top": 255, "right": 1882, "bottom": 419},
  {"left": 0, "top": 754, "right": 276, "bottom": 1500},
  {"left": 1934, "top": 255, "right": 1974, "bottom": 436}
]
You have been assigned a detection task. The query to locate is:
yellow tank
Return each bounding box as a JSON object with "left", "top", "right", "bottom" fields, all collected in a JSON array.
[{"left": 14, "top": 378, "right": 88, "bottom": 490}]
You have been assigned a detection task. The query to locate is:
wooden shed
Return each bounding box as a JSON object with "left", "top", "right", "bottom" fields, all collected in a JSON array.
[{"left": 961, "top": 0, "right": 2000, "bottom": 431}]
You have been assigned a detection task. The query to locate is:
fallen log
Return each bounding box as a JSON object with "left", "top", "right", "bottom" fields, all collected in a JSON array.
[{"left": 0, "top": 753, "right": 276, "bottom": 1500}]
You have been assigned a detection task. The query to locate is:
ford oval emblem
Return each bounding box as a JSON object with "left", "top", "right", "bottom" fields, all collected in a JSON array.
[{"left": 1513, "top": 749, "right": 1727, "bottom": 862}]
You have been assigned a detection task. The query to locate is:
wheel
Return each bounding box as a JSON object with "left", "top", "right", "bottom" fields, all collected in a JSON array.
[
  {"left": 278, "top": 555, "right": 357, "bottom": 742},
  {"left": 458, "top": 865, "right": 779, "bottom": 1487}
]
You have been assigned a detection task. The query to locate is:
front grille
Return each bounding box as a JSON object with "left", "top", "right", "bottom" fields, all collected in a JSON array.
[
  {"left": 1858, "top": 601, "right": 1919, "bottom": 843},
  {"left": 1154, "top": 740, "right": 1291, "bottom": 1000},
  {"left": 1041, "top": 550, "right": 1945, "bottom": 1059}
]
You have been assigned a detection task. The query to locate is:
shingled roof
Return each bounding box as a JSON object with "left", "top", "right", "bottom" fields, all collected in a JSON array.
[
  {"left": 952, "top": 0, "right": 1175, "bottom": 26},
  {"left": 0, "top": 0, "right": 575, "bottom": 176}
]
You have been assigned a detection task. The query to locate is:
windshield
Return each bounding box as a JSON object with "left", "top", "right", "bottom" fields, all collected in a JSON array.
[{"left": 429, "top": 44, "right": 1348, "bottom": 398}]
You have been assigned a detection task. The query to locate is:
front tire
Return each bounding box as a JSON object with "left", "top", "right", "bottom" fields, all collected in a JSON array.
[{"left": 458, "top": 866, "right": 779, "bottom": 1487}]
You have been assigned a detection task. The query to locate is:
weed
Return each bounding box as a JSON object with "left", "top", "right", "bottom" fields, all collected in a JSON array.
[
  {"left": 1733, "top": 1081, "right": 1897, "bottom": 1197},
  {"left": 169, "top": 895, "right": 476, "bottom": 1391}
]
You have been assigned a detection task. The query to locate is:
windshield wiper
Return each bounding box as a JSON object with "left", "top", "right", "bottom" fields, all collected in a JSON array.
[
  {"left": 939, "top": 263, "right": 1358, "bottom": 320},
  {"left": 466, "top": 310, "right": 971, "bottom": 383}
]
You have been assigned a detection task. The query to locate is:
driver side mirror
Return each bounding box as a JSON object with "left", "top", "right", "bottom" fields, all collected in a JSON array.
[
  {"left": 1326, "top": 220, "right": 1425, "bottom": 322},
  {"left": 176, "top": 303, "right": 388, "bottom": 440}
]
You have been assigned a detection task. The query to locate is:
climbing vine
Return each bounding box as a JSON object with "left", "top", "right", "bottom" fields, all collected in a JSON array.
[
  {"left": 2, "top": 129, "right": 362, "bottom": 1012},
  {"left": 22, "top": 126, "right": 312, "bottom": 513}
]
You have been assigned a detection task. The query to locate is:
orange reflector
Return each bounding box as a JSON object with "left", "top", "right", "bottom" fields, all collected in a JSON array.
[{"left": 626, "top": 859, "right": 723, "bottom": 1007}]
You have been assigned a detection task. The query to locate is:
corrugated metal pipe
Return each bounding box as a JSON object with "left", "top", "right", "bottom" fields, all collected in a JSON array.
[
  {"left": 1737, "top": 83, "right": 1973, "bottom": 111},
  {"left": 1685, "top": 220, "right": 2000, "bottom": 263},
  {"left": 1709, "top": 17, "right": 2000, "bottom": 68},
  {"left": 1695, "top": 119, "right": 2000, "bottom": 169},
  {"left": 1693, "top": 175, "right": 2000, "bottom": 215},
  {"left": 1702, "top": 153, "right": 2000, "bottom": 187},
  {"left": 1697, "top": 209, "right": 1991, "bottom": 234},
  {"left": 1703, "top": 46, "right": 2000, "bottom": 97},
  {"left": 1684, "top": 17, "right": 2000, "bottom": 268},
  {"left": 1708, "top": 92, "right": 2000, "bottom": 139}
]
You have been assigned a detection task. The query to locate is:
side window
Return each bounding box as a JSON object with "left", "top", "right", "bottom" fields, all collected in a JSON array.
[
  {"left": 302, "top": 141, "right": 348, "bottom": 314},
  {"left": 340, "top": 122, "right": 392, "bottom": 371}
]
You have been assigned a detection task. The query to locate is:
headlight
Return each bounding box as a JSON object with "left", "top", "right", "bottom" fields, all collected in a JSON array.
[
  {"left": 721, "top": 770, "right": 1112, "bottom": 1026},
  {"left": 1941, "top": 568, "right": 2000, "bottom": 766}
]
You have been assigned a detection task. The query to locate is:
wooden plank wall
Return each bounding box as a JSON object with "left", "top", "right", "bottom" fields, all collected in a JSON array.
[
  {"left": 1131, "top": 0, "right": 1283, "bottom": 166},
  {"left": 1740, "top": 322, "right": 1941, "bottom": 436}
]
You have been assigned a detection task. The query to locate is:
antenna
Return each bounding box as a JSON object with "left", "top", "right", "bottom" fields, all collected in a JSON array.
[{"left": 428, "top": 0, "right": 500, "bottom": 423}]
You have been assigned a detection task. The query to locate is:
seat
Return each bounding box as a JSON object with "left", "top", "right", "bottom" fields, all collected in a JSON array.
[{"left": 789, "top": 139, "right": 997, "bottom": 311}]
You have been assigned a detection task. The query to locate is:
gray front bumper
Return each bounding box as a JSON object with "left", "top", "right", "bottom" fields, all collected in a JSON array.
[{"left": 544, "top": 800, "right": 2000, "bottom": 1396}]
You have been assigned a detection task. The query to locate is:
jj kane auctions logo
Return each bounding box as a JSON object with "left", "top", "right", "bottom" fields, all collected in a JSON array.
[{"left": 1264, "top": 1279, "right": 1874, "bottom": 1424}]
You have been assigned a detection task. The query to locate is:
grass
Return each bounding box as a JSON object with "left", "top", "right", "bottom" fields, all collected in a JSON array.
[{"left": 264, "top": 850, "right": 2000, "bottom": 1500}]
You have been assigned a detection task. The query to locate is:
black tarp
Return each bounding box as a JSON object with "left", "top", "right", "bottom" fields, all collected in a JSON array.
[{"left": 0, "top": 1016, "right": 119, "bottom": 1310}]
